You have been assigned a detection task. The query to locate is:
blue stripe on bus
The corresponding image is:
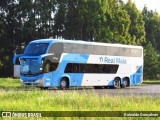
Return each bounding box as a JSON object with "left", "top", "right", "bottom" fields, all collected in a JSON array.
[
  {"left": 129, "top": 66, "right": 143, "bottom": 85},
  {"left": 52, "top": 53, "right": 90, "bottom": 87}
]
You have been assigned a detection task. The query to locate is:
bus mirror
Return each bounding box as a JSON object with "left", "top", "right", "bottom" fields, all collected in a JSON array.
[
  {"left": 19, "top": 57, "right": 22, "bottom": 62},
  {"left": 41, "top": 58, "right": 44, "bottom": 64}
]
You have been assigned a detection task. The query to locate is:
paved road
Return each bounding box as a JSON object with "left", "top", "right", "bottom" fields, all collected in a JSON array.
[
  {"left": 65, "top": 84, "right": 160, "bottom": 96},
  {"left": 1, "top": 84, "right": 160, "bottom": 96}
]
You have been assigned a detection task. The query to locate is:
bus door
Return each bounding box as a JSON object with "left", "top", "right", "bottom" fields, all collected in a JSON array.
[
  {"left": 72, "top": 64, "right": 82, "bottom": 86},
  {"left": 43, "top": 61, "right": 53, "bottom": 87}
]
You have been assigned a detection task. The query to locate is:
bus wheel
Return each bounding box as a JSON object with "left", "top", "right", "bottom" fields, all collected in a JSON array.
[
  {"left": 121, "top": 78, "right": 129, "bottom": 88},
  {"left": 60, "top": 78, "right": 69, "bottom": 90},
  {"left": 113, "top": 78, "right": 120, "bottom": 89}
]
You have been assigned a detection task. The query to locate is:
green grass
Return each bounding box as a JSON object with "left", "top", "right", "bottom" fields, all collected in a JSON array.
[
  {"left": 142, "top": 80, "right": 160, "bottom": 84},
  {"left": 0, "top": 78, "right": 38, "bottom": 90},
  {"left": 1, "top": 90, "right": 160, "bottom": 111},
  {"left": 0, "top": 78, "right": 20, "bottom": 88},
  {"left": 0, "top": 78, "right": 160, "bottom": 120}
]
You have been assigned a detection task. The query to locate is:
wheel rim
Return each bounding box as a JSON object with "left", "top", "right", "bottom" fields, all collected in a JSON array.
[
  {"left": 123, "top": 80, "right": 127, "bottom": 86},
  {"left": 114, "top": 80, "right": 119, "bottom": 87},
  {"left": 61, "top": 81, "right": 66, "bottom": 87}
]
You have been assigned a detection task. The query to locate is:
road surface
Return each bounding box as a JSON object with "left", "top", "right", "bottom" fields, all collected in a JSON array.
[
  {"left": 63, "top": 84, "right": 160, "bottom": 96},
  {"left": 1, "top": 84, "right": 160, "bottom": 96}
]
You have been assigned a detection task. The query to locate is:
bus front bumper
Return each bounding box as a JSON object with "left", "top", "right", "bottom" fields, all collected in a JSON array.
[{"left": 20, "top": 77, "right": 44, "bottom": 87}]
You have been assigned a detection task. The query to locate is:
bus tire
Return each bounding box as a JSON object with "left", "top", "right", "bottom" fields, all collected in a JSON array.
[
  {"left": 60, "top": 78, "right": 69, "bottom": 90},
  {"left": 121, "top": 77, "right": 129, "bottom": 88},
  {"left": 113, "top": 78, "right": 120, "bottom": 89}
]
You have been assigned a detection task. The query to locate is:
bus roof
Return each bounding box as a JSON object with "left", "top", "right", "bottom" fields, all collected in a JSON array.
[{"left": 31, "top": 39, "right": 143, "bottom": 49}]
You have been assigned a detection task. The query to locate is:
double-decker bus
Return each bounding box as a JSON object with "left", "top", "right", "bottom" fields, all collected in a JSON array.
[{"left": 13, "top": 39, "right": 143, "bottom": 89}]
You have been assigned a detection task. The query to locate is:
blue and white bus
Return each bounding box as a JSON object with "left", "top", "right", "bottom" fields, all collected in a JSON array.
[{"left": 13, "top": 39, "right": 143, "bottom": 89}]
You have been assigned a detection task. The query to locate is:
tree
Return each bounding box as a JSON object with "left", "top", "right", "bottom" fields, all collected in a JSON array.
[
  {"left": 124, "top": 1, "right": 146, "bottom": 45},
  {"left": 53, "top": 0, "right": 67, "bottom": 38},
  {"left": 102, "top": 0, "right": 131, "bottom": 44},
  {"left": 54, "top": 0, "right": 109, "bottom": 41},
  {"left": 144, "top": 42, "right": 160, "bottom": 79},
  {"left": 142, "top": 6, "right": 160, "bottom": 53},
  {"left": 0, "top": 0, "right": 20, "bottom": 76},
  {"left": 53, "top": 0, "right": 132, "bottom": 44}
]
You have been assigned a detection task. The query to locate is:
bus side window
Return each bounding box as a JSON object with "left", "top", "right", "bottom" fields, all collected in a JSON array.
[
  {"left": 50, "top": 62, "right": 58, "bottom": 71},
  {"left": 108, "top": 65, "right": 119, "bottom": 73},
  {"left": 65, "top": 63, "right": 79, "bottom": 73},
  {"left": 97, "top": 65, "right": 104, "bottom": 73},
  {"left": 73, "top": 64, "right": 79, "bottom": 73},
  {"left": 44, "top": 61, "right": 59, "bottom": 73},
  {"left": 64, "top": 63, "right": 72, "bottom": 73}
]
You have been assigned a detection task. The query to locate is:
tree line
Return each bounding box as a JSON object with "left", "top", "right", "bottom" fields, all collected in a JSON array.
[{"left": 0, "top": 0, "right": 160, "bottom": 79}]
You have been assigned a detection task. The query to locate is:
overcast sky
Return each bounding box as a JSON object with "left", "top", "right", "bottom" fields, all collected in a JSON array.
[{"left": 123, "top": 0, "right": 160, "bottom": 13}]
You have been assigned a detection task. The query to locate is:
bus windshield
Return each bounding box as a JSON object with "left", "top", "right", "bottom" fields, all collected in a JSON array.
[
  {"left": 24, "top": 43, "right": 49, "bottom": 56},
  {"left": 20, "top": 58, "right": 42, "bottom": 75}
]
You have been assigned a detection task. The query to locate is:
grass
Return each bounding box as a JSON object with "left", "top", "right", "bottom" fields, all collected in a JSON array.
[
  {"left": 0, "top": 78, "right": 38, "bottom": 90},
  {"left": 142, "top": 80, "right": 160, "bottom": 84},
  {"left": 0, "top": 90, "right": 160, "bottom": 111},
  {"left": 0, "top": 78, "right": 160, "bottom": 120}
]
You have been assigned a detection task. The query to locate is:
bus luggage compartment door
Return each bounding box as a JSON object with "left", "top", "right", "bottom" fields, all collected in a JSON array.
[{"left": 44, "top": 72, "right": 52, "bottom": 87}]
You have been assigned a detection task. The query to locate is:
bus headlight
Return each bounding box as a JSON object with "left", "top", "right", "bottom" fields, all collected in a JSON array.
[{"left": 20, "top": 78, "right": 23, "bottom": 82}]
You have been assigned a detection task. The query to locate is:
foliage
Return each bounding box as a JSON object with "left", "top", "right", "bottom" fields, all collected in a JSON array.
[
  {"left": 142, "top": 6, "right": 160, "bottom": 52},
  {"left": 124, "top": 1, "right": 145, "bottom": 45},
  {"left": 144, "top": 42, "right": 160, "bottom": 79},
  {"left": 142, "top": 6, "right": 160, "bottom": 80}
]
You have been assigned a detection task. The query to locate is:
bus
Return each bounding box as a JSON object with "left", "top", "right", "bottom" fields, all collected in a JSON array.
[{"left": 13, "top": 39, "right": 143, "bottom": 89}]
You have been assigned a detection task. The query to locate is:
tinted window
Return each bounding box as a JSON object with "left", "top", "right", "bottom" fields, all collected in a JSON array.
[
  {"left": 48, "top": 42, "right": 142, "bottom": 57},
  {"left": 48, "top": 43, "right": 63, "bottom": 53},
  {"left": 43, "top": 61, "right": 59, "bottom": 73},
  {"left": 24, "top": 43, "right": 49, "bottom": 56},
  {"left": 20, "top": 58, "right": 41, "bottom": 75},
  {"left": 50, "top": 43, "right": 142, "bottom": 57},
  {"left": 65, "top": 63, "right": 119, "bottom": 74}
]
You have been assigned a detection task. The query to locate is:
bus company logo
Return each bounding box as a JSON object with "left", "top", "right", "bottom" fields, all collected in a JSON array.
[{"left": 99, "top": 57, "right": 127, "bottom": 64}]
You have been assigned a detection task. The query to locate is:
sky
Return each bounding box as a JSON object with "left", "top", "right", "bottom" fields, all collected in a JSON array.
[{"left": 123, "top": 0, "right": 160, "bottom": 13}]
